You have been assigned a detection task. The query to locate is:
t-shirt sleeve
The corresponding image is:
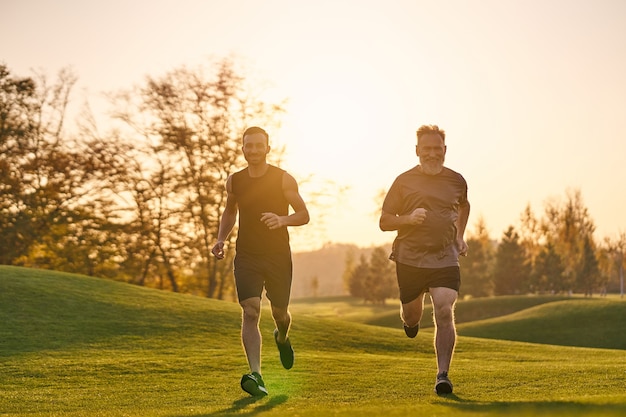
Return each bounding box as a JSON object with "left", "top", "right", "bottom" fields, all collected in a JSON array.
[
  {"left": 382, "top": 178, "right": 402, "bottom": 215},
  {"left": 459, "top": 174, "right": 468, "bottom": 204}
]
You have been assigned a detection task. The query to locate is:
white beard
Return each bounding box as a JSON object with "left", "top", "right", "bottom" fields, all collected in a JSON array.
[{"left": 420, "top": 159, "right": 444, "bottom": 175}]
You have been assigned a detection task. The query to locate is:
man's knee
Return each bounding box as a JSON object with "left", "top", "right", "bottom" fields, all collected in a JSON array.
[
  {"left": 240, "top": 298, "right": 261, "bottom": 322},
  {"left": 434, "top": 303, "right": 455, "bottom": 327},
  {"left": 271, "top": 305, "right": 290, "bottom": 323}
]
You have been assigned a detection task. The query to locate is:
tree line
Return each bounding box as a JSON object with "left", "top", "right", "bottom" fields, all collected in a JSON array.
[
  {"left": 2, "top": 61, "right": 624, "bottom": 302},
  {"left": 464, "top": 193, "right": 625, "bottom": 298},
  {"left": 344, "top": 190, "right": 626, "bottom": 302}
]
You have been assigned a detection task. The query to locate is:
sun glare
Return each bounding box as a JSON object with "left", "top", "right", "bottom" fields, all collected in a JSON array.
[
  {"left": 278, "top": 63, "right": 397, "bottom": 185},
  {"left": 271, "top": 63, "right": 405, "bottom": 250}
]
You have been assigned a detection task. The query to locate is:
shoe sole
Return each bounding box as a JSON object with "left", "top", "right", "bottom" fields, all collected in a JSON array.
[{"left": 435, "top": 381, "right": 453, "bottom": 395}]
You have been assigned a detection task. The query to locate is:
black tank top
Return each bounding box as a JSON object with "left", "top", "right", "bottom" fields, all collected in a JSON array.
[{"left": 232, "top": 165, "right": 290, "bottom": 254}]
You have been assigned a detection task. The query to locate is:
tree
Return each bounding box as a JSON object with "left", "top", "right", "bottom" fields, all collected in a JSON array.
[
  {"left": 0, "top": 64, "right": 118, "bottom": 272},
  {"left": 531, "top": 242, "right": 565, "bottom": 293},
  {"left": 347, "top": 254, "right": 369, "bottom": 300},
  {"left": 603, "top": 232, "right": 626, "bottom": 297},
  {"left": 107, "top": 58, "right": 286, "bottom": 298},
  {"left": 346, "top": 247, "right": 396, "bottom": 304},
  {"left": 364, "top": 247, "right": 397, "bottom": 304},
  {"left": 577, "top": 236, "right": 600, "bottom": 296},
  {"left": 459, "top": 216, "right": 494, "bottom": 298},
  {"left": 492, "top": 226, "right": 530, "bottom": 295},
  {"left": 542, "top": 189, "right": 597, "bottom": 294},
  {"left": 309, "top": 276, "right": 320, "bottom": 298},
  {"left": 517, "top": 203, "right": 542, "bottom": 273},
  {"left": 342, "top": 246, "right": 357, "bottom": 293},
  {"left": 0, "top": 64, "right": 59, "bottom": 263}
]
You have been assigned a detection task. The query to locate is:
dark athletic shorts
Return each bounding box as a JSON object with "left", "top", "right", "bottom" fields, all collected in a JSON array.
[
  {"left": 233, "top": 251, "right": 293, "bottom": 308},
  {"left": 395, "top": 263, "right": 460, "bottom": 304}
]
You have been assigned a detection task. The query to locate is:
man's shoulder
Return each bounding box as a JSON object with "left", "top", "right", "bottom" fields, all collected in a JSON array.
[
  {"left": 395, "top": 165, "right": 420, "bottom": 180},
  {"left": 442, "top": 167, "right": 466, "bottom": 182},
  {"left": 268, "top": 164, "right": 286, "bottom": 175}
]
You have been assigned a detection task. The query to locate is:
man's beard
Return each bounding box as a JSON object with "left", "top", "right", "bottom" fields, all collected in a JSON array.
[{"left": 420, "top": 158, "right": 444, "bottom": 175}]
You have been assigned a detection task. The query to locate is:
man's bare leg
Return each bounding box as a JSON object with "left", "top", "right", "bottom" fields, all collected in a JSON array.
[
  {"left": 240, "top": 297, "right": 262, "bottom": 374},
  {"left": 429, "top": 287, "right": 458, "bottom": 394}
]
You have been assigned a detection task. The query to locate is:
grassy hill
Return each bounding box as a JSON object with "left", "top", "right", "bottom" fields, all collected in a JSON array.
[
  {"left": 1, "top": 265, "right": 625, "bottom": 416},
  {"left": 291, "top": 295, "right": 626, "bottom": 350},
  {"left": 457, "top": 298, "right": 626, "bottom": 349}
]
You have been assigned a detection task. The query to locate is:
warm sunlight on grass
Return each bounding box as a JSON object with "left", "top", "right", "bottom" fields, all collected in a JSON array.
[{"left": 2, "top": 266, "right": 626, "bottom": 417}]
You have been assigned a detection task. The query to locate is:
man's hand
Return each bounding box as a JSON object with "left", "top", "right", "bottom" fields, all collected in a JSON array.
[
  {"left": 261, "top": 212, "right": 285, "bottom": 230},
  {"left": 456, "top": 238, "right": 468, "bottom": 256},
  {"left": 407, "top": 208, "right": 427, "bottom": 225},
  {"left": 211, "top": 241, "right": 225, "bottom": 259}
]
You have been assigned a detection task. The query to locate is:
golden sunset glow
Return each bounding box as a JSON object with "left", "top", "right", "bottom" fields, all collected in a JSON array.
[{"left": 3, "top": 0, "right": 626, "bottom": 251}]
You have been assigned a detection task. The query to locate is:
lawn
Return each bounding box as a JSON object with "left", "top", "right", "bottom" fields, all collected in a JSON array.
[{"left": 1, "top": 265, "right": 625, "bottom": 416}]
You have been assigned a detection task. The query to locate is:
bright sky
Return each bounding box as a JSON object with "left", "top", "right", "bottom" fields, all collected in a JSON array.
[{"left": 2, "top": 0, "right": 626, "bottom": 252}]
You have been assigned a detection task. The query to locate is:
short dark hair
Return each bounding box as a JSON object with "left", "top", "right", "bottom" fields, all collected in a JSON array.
[
  {"left": 416, "top": 124, "right": 445, "bottom": 144},
  {"left": 242, "top": 126, "right": 269, "bottom": 144}
]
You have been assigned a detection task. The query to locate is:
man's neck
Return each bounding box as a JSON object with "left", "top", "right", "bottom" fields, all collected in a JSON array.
[{"left": 248, "top": 162, "right": 269, "bottom": 178}]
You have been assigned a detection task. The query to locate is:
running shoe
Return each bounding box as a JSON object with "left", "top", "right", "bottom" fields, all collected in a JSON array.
[
  {"left": 403, "top": 323, "right": 419, "bottom": 338},
  {"left": 434, "top": 371, "right": 453, "bottom": 394},
  {"left": 240, "top": 372, "right": 268, "bottom": 396},
  {"left": 274, "top": 328, "right": 294, "bottom": 369}
]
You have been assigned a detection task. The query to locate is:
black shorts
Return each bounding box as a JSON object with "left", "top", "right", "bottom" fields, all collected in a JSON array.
[
  {"left": 395, "top": 263, "right": 460, "bottom": 304},
  {"left": 233, "top": 251, "right": 293, "bottom": 308}
]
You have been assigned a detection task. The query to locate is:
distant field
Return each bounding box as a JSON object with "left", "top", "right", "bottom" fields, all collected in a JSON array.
[{"left": 1, "top": 265, "right": 625, "bottom": 416}]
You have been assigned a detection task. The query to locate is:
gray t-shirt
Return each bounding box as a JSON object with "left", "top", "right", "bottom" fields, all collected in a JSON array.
[{"left": 382, "top": 165, "right": 468, "bottom": 268}]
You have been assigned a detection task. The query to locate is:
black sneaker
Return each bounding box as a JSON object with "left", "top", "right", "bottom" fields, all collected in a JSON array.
[
  {"left": 403, "top": 323, "right": 419, "bottom": 338},
  {"left": 240, "top": 372, "right": 268, "bottom": 396},
  {"left": 434, "top": 371, "right": 453, "bottom": 395},
  {"left": 274, "top": 329, "right": 294, "bottom": 369}
]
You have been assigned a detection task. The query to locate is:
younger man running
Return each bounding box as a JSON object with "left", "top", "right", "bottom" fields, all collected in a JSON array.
[{"left": 212, "top": 126, "right": 310, "bottom": 396}]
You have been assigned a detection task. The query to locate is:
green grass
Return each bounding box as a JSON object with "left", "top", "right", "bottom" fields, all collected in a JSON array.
[{"left": 1, "top": 265, "right": 625, "bottom": 416}]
